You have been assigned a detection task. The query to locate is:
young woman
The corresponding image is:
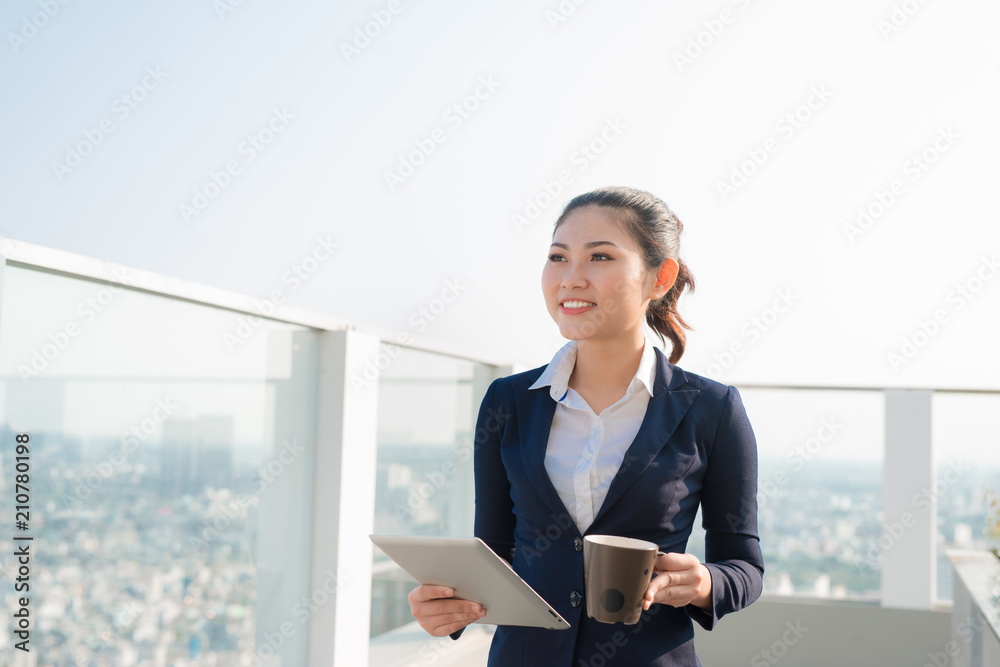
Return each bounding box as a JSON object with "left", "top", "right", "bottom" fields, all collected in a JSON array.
[{"left": 409, "top": 186, "right": 763, "bottom": 665}]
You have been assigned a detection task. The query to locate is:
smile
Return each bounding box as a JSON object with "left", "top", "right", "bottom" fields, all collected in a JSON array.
[{"left": 560, "top": 300, "right": 596, "bottom": 313}]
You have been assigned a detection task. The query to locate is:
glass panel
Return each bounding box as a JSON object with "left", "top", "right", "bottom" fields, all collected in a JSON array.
[
  {"left": 687, "top": 388, "right": 884, "bottom": 599},
  {"left": 0, "top": 265, "right": 318, "bottom": 665},
  {"left": 369, "top": 343, "right": 488, "bottom": 639},
  {"left": 932, "top": 392, "right": 1000, "bottom": 603}
]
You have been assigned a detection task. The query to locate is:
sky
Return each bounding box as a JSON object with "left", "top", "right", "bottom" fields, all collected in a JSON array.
[{"left": 1, "top": 0, "right": 999, "bottom": 462}]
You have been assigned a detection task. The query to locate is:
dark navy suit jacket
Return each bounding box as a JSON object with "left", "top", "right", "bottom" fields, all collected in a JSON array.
[{"left": 461, "top": 344, "right": 764, "bottom": 666}]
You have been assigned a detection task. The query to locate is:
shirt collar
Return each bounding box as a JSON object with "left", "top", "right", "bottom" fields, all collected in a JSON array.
[{"left": 528, "top": 332, "right": 658, "bottom": 402}]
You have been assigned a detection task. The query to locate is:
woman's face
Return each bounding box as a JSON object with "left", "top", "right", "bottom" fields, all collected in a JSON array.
[{"left": 542, "top": 205, "right": 664, "bottom": 343}]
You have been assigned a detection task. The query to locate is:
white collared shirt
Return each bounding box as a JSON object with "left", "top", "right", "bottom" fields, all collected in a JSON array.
[{"left": 528, "top": 332, "right": 658, "bottom": 535}]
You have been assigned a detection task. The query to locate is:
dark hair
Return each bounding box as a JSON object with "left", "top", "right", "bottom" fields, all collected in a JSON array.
[{"left": 552, "top": 186, "right": 695, "bottom": 364}]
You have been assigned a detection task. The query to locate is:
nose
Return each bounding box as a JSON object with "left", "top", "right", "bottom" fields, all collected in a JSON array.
[{"left": 560, "top": 260, "right": 588, "bottom": 289}]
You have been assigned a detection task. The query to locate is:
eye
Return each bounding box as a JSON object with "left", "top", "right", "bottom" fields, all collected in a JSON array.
[{"left": 547, "top": 253, "right": 613, "bottom": 262}]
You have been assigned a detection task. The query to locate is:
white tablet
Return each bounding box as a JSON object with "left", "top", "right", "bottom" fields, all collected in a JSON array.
[{"left": 369, "top": 535, "right": 570, "bottom": 630}]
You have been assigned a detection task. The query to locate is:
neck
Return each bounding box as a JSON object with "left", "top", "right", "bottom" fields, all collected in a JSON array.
[{"left": 568, "top": 328, "right": 646, "bottom": 393}]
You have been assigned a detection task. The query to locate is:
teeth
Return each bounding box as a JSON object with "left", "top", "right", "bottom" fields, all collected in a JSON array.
[{"left": 562, "top": 300, "right": 595, "bottom": 308}]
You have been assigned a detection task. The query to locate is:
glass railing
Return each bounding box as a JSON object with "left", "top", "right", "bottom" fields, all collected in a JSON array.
[
  {"left": 369, "top": 344, "right": 492, "bottom": 639},
  {"left": 0, "top": 262, "right": 318, "bottom": 665},
  {"left": 688, "top": 387, "right": 885, "bottom": 600},
  {"left": 932, "top": 391, "right": 1000, "bottom": 604},
  {"left": 1, "top": 239, "right": 994, "bottom": 665}
]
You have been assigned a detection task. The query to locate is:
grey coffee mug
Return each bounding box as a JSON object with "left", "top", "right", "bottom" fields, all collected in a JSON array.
[{"left": 583, "top": 535, "right": 666, "bottom": 625}]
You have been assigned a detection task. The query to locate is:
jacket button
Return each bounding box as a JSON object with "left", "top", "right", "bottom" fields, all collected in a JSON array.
[
  {"left": 569, "top": 591, "right": 582, "bottom": 608},
  {"left": 574, "top": 538, "right": 583, "bottom": 552}
]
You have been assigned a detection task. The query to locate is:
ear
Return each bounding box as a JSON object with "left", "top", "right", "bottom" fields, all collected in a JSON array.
[{"left": 651, "top": 258, "right": 680, "bottom": 299}]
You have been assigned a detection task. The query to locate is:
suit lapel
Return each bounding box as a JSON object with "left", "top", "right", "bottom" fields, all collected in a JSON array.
[
  {"left": 514, "top": 377, "right": 578, "bottom": 529},
  {"left": 589, "top": 347, "right": 699, "bottom": 529},
  {"left": 512, "top": 346, "right": 700, "bottom": 535}
]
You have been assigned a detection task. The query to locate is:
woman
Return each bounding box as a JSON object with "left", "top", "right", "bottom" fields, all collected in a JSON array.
[{"left": 409, "top": 186, "right": 763, "bottom": 665}]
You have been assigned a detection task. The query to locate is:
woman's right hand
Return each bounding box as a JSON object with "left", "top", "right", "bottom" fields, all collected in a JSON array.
[{"left": 407, "top": 584, "right": 487, "bottom": 637}]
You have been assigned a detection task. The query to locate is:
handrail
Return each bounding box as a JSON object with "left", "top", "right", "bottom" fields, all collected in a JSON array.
[{"left": 734, "top": 383, "right": 999, "bottom": 394}]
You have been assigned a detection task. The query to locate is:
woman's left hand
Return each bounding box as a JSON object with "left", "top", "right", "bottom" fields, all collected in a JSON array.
[{"left": 642, "top": 552, "right": 713, "bottom": 611}]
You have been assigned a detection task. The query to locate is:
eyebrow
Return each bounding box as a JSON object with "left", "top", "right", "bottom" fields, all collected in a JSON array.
[{"left": 549, "top": 241, "right": 620, "bottom": 249}]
